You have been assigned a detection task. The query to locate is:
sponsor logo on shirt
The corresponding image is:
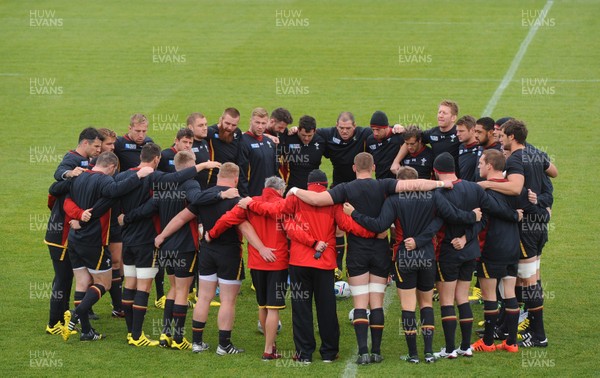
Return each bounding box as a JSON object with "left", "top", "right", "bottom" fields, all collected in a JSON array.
[
  {"left": 81, "top": 161, "right": 89, "bottom": 167},
  {"left": 192, "top": 147, "right": 199, "bottom": 152},
  {"left": 250, "top": 143, "right": 260, "bottom": 149},
  {"left": 169, "top": 160, "right": 174, "bottom": 166},
  {"left": 430, "top": 136, "right": 439, "bottom": 142},
  {"left": 125, "top": 143, "right": 137, "bottom": 149},
  {"left": 332, "top": 137, "right": 341, "bottom": 144},
  {"left": 368, "top": 144, "right": 377, "bottom": 150}
]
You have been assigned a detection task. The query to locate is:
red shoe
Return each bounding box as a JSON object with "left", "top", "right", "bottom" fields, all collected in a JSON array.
[
  {"left": 471, "top": 338, "right": 496, "bottom": 352},
  {"left": 496, "top": 340, "right": 519, "bottom": 353},
  {"left": 262, "top": 352, "right": 282, "bottom": 361}
]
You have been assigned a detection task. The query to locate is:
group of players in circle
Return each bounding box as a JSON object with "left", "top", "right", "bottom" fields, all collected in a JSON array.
[{"left": 44, "top": 100, "right": 556, "bottom": 365}]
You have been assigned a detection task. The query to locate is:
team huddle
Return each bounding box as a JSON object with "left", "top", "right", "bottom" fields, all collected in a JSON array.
[{"left": 44, "top": 100, "right": 556, "bottom": 364}]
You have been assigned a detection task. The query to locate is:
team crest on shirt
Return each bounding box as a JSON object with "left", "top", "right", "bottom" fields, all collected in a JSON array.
[
  {"left": 421, "top": 158, "right": 428, "bottom": 166},
  {"left": 314, "top": 142, "right": 319, "bottom": 150},
  {"left": 125, "top": 143, "right": 137, "bottom": 149},
  {"left": 430, "top": 136, "right": 439, "bottom": 142},
  {"left": 266, "top": 140, "right": 272, "bottom": 148},
  {"left": 450, "top": 134, "right": 457, "bottom": 142}
]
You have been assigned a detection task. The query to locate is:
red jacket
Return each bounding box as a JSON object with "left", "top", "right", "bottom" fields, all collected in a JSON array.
[
  {"left": 208, "top": 187, "right": 289, "bottom": 271},
  {"left": 248, "top": 184, "right": 375, "bottom": 270}
]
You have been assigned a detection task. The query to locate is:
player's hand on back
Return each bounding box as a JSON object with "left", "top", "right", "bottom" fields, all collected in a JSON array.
[
  {"left": 442, "top": 180, "right": 454, "bottom": 189},
  {"left": 221, "top": 188, "right": 239, "bottom": 199},
  {"left": 404, "top": 237, "right": 416, "bottom": 250},
  {"left": 472, "top": 208, "right": 482, "bottom": 222},
  {"left": 69, "top": 219, "right": 82, "bottom": 230},
  {"left": 343, "top": 202, "right": 355, "bottom": 216},
  {"left": 527, "top": 189, "right": 538, "bottom": 205},
  {"left": 259, "top": 247, "right": 277, "bottom": 262},
  {"left": 198, "top": 161, "right": 221, "bottom": 171},
  {"left": 237, "top": 197, "right": 252, "bottom": 209},
  {"left": 289, "top": 126, "right": 298, "bottom": 135},
  {"left": 392, "top": 124, "right": 405, "bottom": 134},
  {"left": 137, "top": 166, "right": 154, "bottom": 178},
  {"left": 81, "top": 208, "right": 93, "bottom": 222},
  {"left": 451, "top": 235, "right": 466, "bottom": 250}
]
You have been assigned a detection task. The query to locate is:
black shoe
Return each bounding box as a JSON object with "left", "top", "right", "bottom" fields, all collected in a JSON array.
[
  {"left": 518, "top": 336, "right": 548, "bottom": 348},
  {"left": 356, "top": 353, "right": 370, "bottom": 365},
  {"left": 370, "top": 353, "right": 384, "bottom": 363},
  {"left": 111, "top": 309, "right": 125, "bottom": 318},
  {"left": 88, "top": 309, "right": 100, "bottom": 320},
  {"left": 400, "top": 354, "right": 420, "bottom": 364},
  {"left": 80, "top": 328, "right": 104, "bottom": 341}
]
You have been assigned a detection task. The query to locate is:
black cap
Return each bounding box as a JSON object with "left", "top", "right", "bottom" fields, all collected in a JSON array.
[
  {"left": 433, "top": 152, "right": 455, "bottom": 174},
  {"left": 370, "top": 111, "right": 389, "bottom": 128},
  {"left": 307, "top": 169, "right": 328, "bottom": 185}
]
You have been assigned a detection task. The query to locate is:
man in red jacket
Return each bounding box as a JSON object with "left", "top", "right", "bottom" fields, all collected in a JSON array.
[
  {"left": 207, "top": 176, "right": 289, "bottom": 360},
  {"left": 238, "top": 169, "right": 382, "bottom": 364}
]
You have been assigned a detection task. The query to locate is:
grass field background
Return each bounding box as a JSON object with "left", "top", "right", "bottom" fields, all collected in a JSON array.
[{"left": 1, "top": 0, "right": 599, "bottom": 376}]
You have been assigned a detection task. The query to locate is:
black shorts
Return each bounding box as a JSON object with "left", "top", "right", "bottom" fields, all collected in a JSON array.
[
  {"left": 68, "top": 241, "right": 111, "bottom": 272},
  {"left": 109, "top": 222, "right": 123, "bottom": 243},
  {"left": 123, "top": 243, "right": 158, "bottom": 269},
  {"left": 198, "top": 245, "right": 245, "bottom": 281},
  {"left": 519, "top": 231, "right": 547, "bottom": 259},
  {"left": 436, "top": 259, "right": 476, "bottom": 282},
  {"left": 478, "top": 261, "right": 517, "bottom": 280},
  {"left": 250, "top": 269, "right": 288, "bottom": 309},
  {"left": 394, "top": 259, "right": 435, "bottom": 291},
  {"left": 346, "top": 248, "right": 390, "bottom": 279},
  {"left": 48, "top": 244, "right": 69, "bottom": 262},
  {"left": 159, "top": 250, "right": 197, "bottom": 278}
]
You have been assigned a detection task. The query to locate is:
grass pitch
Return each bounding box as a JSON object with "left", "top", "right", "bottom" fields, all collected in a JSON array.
[{"left": 1, "top": 1, "right": 599, "bottom": 376}]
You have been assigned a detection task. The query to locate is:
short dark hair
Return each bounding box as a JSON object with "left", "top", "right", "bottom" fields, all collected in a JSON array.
[
  {"left": 403, "top": 125, "right": 423, "bottom": 141},
  {"left": 78, "top": 127, "right": 103, "bottom": 144},
  {"left": 222, "top": 107, "right": 240, "bottom": 119},
  {"left": 353, "top": 152, "right": 373, "bottom": 172},
  {"left": 186, "top": 112, "right": 205, "bottom": 126},
  {"left": 298, "top": 115, "right": 316, "bottom": 133},
  {"left": 456, "top": 115, "right": 476, "bottom": 130},
  {"left": 96, "top": 151, "right": 118, "bottom": 167},
  {"left": 501, "top": 119, "right": 528, "bottom": 144},
  {"left": 396, "top": 166, "right": 418, "bottom": 180},
  {"left": 176, "top": 128, "right": 194, "bottom": 140},
  {"left": 337, "top": 111, "right": 355, "bottom": 123},
  {"left": 140, "top": 142, "right": 161, "bottom": 162},
  {"left": 271, "top": 108, "right": 293, "bottom": 124},
  {"left": 482, "top": 149, "right": 506, "bottom": 171},
  {"left": 476, "top": 117, "right": 495, "bottom": 131},
  {"left": 439, "top": 100, "right": 459, "bottom": 115}
]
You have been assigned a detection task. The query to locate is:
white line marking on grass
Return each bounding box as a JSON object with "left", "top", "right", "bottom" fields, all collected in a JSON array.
[
  {"left": 340, "top": 77, "right": 599, "bottom": 83},
  {"left": 340, "top": 77, "right": 500, "bottom": 82},
  {"left": 0, "top": 73, "right": 22, "bottom": 76},
  {"left": 482, "top": 0, "right": 554, "bottom": 116},
  {"left": 341, "top": 285, "right": 395, "bottom": 378}
]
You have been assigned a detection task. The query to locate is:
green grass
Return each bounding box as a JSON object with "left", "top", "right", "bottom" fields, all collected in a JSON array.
[{"left": 1, "top": 0, "right": 599, "bottom": 376}]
